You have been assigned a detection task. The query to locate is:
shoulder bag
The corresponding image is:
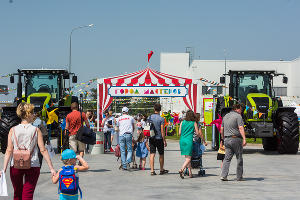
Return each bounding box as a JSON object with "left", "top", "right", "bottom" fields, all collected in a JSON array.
[{"left": 76, "top": 112, "right": 96, "bottom": 145}]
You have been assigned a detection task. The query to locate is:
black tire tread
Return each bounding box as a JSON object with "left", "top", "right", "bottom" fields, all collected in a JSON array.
[
  {"left": 262, "top": 137, "right": 278, "bottom": 151},
  {"left": 277, "top": 111, "right": 299, "bottom": 154},
  {"left": 0, "top": 110, "right": 21, "bottom": 153}
]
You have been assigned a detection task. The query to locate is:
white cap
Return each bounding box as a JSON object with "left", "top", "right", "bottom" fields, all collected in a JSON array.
[{"left": 122, "top": 107, "right": 129, "bottom": 113}]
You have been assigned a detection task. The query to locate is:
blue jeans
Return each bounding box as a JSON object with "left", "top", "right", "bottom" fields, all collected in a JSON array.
[
  {"left": 119, "top": 133, "right": 133, "bottom": 169},
  {"left": 104, "top": 131, "right": 111, "bottom": 150}
]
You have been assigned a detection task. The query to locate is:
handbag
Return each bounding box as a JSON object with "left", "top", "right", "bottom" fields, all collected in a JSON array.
[
  {"left": 143, "top": 123, "right": 151, "bottom": 137},
  {"left": 13, "top": 127, "right": 37, "bottom": 169},
  {"left": 114, "top": 144, "right": 121, "bottom": 158},
  {"left": 149, "top": 122, "right": 156, "bottom": 138},
  {"left": 144, "top": 115, "right": 156, "bottom": 138},
  {"left": 76, "top": 112, "right": 96, "bottom": 145}
]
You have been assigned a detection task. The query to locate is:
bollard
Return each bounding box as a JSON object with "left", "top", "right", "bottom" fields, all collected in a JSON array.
[{"left": 91, "top": 130, "right": 104, "bottom": 154}]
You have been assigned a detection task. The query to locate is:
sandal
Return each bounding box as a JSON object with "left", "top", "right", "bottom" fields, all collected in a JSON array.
[
  {"left": 159, "top": 169, "right": 169, "bottom": 175},
  {"left": 151, "top": 171, "right": 157, "bottom": 176},
  {"left": 179, "top": 169, "right": 184, "bottom": 179}
]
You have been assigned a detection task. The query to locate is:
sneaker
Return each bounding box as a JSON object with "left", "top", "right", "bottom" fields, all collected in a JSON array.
[
  {"left": 110, "top": 147, "right": 115, "bottom": 152},
  {"left": 220, "top": 177, "right": 228, "bottom": 181},
  {"left": 237, "top": 178, "right": 245, "bottom": 181}
]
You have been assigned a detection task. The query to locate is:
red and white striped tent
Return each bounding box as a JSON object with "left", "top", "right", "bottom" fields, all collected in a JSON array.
[{"left": 97, "top": 67, "right": 200, "bottom": 122}]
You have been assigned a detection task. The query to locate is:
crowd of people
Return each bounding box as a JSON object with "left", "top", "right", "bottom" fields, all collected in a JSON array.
[{"left": 0, "top": 101, "right": 247, "bottom": 199}]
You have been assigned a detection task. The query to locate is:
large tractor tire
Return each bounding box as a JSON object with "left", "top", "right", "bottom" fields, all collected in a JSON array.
[
  {"left": 276, "top": 111, "right": 299, "bottom": 154},
  {"left": 0, "top": 108, "right": 21, "bottom": 153},
  {"left": 262, "top": 137, "right": 278, "bottom": 151}
]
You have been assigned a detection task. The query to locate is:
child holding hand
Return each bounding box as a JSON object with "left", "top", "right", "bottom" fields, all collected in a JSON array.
[
  {"left": 136, "top": 132, "right": 150, "bottom": 170},
  {"left": 52, "top": 149, "right": 89, "bottom": 200}
]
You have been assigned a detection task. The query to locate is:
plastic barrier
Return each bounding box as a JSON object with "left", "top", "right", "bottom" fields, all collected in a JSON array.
[{"left": 90, "top": 128, "right": 104, "bottom": 154}]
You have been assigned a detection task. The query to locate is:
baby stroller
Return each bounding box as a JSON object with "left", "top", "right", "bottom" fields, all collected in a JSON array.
[{"left": 185, "top": 139, "right": 205, "bottom": 177}]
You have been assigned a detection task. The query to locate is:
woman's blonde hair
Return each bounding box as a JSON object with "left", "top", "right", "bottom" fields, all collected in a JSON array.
[{"left": 16, "top": 102, "right": 35, "bottom": 120}]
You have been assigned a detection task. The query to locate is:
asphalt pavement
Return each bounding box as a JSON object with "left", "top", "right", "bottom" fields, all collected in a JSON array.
[{"left": 1, "top": 139, "right": 300, "bottom": 200}]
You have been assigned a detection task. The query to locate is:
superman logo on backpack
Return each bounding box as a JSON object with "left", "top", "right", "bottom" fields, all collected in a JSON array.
[{"left": 59, "top": 166, "right": 82, "bottom": 198}]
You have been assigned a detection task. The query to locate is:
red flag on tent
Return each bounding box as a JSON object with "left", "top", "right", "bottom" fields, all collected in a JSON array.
[{"left": 148, "top": 51, "right": 154, "bottom": 62}]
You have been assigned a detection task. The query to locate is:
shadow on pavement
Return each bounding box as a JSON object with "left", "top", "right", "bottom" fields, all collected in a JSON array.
[
  {"left": 202, "top": 173, "right": 218, "bottom": 177},
  {"left": 40, "top": 171, "right": 51, "bottom": 174},
  {"left": 244, "top": 177, "right": 264, "bottom": 181},
  {"left": 87, "top": 169, "right": 111, "bottom": 173},
  {"left": 204, "top": 166, "right": 220, "bottom": 169},
  {"left": 243, "top": 149, "right": 279, "bottom": 155},
  {"left": 165, "top": 149, "right": 180, "bottom": 152},
  {"left": 243, "top": 148, "right": 300, "bottom": 155}
]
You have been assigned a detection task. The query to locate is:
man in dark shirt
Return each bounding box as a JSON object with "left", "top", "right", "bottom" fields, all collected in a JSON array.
[
  {"left": 149, "top": 103, "right": 168, "bottom": 176},
  {"left": 220, "top": 104, "right": 247, "bottom": 181},
  {"left": 66, "top": 102, "right": 90, "bottom": 158}
]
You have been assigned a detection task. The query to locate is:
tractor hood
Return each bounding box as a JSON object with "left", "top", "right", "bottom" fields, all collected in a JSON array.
[{"left": 246, "top": 93, "right": 272, "bottom": 121}]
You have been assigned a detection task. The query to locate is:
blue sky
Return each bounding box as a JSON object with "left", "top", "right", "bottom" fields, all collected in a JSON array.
[{"left": 0, "top": 0, "right": 299, "bottom": 95}]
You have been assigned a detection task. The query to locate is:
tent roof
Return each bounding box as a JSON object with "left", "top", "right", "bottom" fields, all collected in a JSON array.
[{"left": 98, "top": 67, "right": 192, "bottom": 86}]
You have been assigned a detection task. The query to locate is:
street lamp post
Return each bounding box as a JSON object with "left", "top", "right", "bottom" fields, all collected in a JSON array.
[{"left": 68, "top": 24, "right": 94, "bottom": 89}]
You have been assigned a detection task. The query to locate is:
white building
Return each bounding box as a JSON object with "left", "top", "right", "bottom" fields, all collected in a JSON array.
[{"left": 160, "top": 52, "right": 300, "bottom": 113}]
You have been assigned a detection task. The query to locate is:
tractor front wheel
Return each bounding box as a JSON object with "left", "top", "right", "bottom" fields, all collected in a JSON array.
[
  {"left": 276, "top": 112, "right": 299, "bottom": 154},
  {"left": 0, "top": 109, "right": 21, "bottom": 153},
  {"left": 262, "top": 137, "right": 278, "bottom": 151}
]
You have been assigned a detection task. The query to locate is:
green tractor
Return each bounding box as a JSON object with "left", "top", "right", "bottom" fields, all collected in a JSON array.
[
  {"left": 0, "top": 69, "right": 78, "bottom": 153},
  {"left": 216, "top": 70, "right": 299, "bottom": 154}
]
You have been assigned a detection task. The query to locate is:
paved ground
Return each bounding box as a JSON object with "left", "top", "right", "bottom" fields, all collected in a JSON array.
[{"left": 1, "top": 140, "right": 300, "bottom": 200}]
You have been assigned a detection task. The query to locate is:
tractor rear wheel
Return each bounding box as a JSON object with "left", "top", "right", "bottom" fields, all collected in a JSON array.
[
  {"left": 262, "top": 137, "right": 278, "bottom": 151},
  {"left": 0, "top": 109, "right": 21, "bottom": 153},
  {"left": 276, "top": 111, "right": 299, "bottom": 154}
]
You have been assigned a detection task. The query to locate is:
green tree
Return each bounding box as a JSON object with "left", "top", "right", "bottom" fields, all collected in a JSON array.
[{"left": 90, "top": 88, "right": 97, "bottom": 100}]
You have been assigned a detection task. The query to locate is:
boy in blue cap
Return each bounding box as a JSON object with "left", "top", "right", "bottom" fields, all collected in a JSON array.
[{"left": 52, "top": 149, "right": 89, "bottom": 200}]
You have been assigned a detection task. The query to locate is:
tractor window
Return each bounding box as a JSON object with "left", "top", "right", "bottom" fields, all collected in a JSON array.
[
  {"left": 238, "top": 74, "right": 271, "bottom": 102},
  {"left": 25, "top": 74, "right": 59, "bottom": 101}
]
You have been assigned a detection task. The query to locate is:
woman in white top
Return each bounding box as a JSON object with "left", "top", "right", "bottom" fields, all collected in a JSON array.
[{"left": 1, "top": 102, "right": 56, "bottom": 200}]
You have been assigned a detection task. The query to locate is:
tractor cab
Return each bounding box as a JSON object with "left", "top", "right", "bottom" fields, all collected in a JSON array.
[
  {"left": 228, "top": 71, "right": 273, "bottom": 104},
  {"left": 10, "top": 69, "right": 77, "bottom": 110}
]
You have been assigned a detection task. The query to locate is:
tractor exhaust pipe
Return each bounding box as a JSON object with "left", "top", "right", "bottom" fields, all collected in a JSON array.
[{"left": 17, "top": 69, "right": 22, "bottom": 104}]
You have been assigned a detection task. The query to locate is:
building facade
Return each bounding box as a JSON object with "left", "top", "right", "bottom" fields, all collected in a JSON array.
[{"left": 160, "top": 52, "right": 300, "bottom": 113}]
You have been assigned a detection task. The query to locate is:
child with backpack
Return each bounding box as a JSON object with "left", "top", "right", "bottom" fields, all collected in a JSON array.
[
  {"left": 136, "top": 131, "right": 150, "bottom": 170},
  {"left": 52, "top": 149, "right": 89, "bottom": 200}
]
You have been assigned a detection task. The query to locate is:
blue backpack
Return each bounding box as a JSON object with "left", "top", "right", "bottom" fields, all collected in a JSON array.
[{"left": 58, "top": 166, "right": 82, "bottom": 198}]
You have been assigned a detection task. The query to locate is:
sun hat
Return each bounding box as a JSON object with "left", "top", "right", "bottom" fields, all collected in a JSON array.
[
  {"left": 61, "top": 149, "right": 76, "bottom": 160},
  {"left": 122, "top": 107, "right": 129, "bottom": 113}
]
